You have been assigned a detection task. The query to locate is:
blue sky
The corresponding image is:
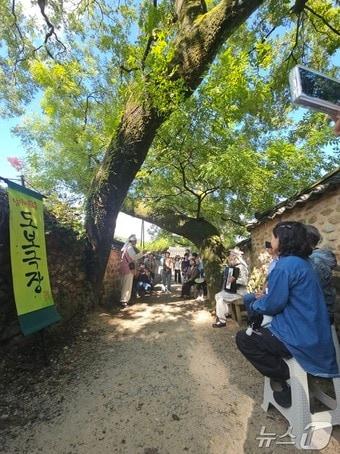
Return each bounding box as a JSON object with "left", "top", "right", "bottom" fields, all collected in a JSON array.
[
  {"left": 0, "top": 113, "right": 153, "bottom": 242},
  {"left": 0, "top": 116, "right": 26, "bottom": 181}
]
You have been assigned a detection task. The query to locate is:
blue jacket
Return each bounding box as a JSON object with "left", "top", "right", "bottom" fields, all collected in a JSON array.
[{"left": 250, "top": 256, "right": 338, "bottom": 377}]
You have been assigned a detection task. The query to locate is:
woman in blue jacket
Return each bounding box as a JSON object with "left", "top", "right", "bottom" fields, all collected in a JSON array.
[{"left": 236, "top": 221, "right": 338, "bottom": 408}]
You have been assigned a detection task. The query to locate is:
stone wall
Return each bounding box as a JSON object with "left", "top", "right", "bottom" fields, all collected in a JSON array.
[
  {"left": 249, "top": 187, "right": 340, "bottom": 265},
  {"left": 0, "top": 189, "right": 96, "bottom": 342},
  {"left": 248, "top": 185, "right": 340, "bottom": 327}
]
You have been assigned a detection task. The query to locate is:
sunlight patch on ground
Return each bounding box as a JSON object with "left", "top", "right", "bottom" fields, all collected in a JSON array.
[
  {"left": 104, "top": 301, "right": 194, "bottom": 336},
  {"left": 190, "top": 309, "right": 212, "bottom": 325}
]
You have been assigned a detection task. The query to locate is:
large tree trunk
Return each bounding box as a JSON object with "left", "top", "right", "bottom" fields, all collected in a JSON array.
[
  {"left": 85, "top": 101, "right": 163, "bottom": 294},
  {"left": 85, "top": 0, "right": 264, "bottom": 293},
  {"left": 122, "top": 205, "right": 226, "bottom": 301}
]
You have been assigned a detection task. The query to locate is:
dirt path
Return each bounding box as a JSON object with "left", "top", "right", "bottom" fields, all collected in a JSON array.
[{"left": 1, "top": 287, "right": 340, "bottom": 454}]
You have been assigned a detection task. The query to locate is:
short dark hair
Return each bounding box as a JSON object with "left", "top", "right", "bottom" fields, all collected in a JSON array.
[
  {"left": 273, "top": 221, "right": 312, "bottom": 258},
  {"left": 191, "top": 252, "right": 198, "bottom": 257},
  {"left": 305, "top": 224, "right": 321, "bottom": 248}
]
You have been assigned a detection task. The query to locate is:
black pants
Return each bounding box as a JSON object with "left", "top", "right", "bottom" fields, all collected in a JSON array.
[
  {"left": 174, "top": 269, "right": 181, "bottom": 283},
  {"left": 196, "top": 281, "right": 208, "bottom": 296},
  {"left": 181, "top": 280, "right": 195, "bottom": 297},
  {"left": 236, "top": 328, "right": 292, "bottom": 380}
]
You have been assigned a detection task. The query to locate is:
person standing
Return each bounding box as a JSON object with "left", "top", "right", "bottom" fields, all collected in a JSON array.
[
  {"left": 174, "top": 255, "right": 182, "bottom": 284},
  {"left": 120, "top": 234, "right": 143, "bottom": 307},
  {"left": 193, "top": 254, "right": 208, "bottom": 301},
  {"left": 162, "top": 251, "right": 172, "bottom": 293},
  {"left": 181, "top": 258, "right": 200, "bottom": 298},
  {"left": 181, "top": 252, "right": 190, "bottom": 283}
]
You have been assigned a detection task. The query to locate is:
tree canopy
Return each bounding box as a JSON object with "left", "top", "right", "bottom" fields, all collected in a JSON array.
[{"left": 1, "top": 0, "right": 339, "bottom": 291}]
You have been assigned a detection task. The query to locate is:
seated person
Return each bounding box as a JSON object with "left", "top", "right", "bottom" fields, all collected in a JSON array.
[
  {"left": 236, "top": 221, "right": 338, "bottom": 408},
  {"left": 213, "top": 249, "right": 248, "bottom": 328},
  {"left": 181, "top": 258, "right": 200, "bottom": 298},
  {"left": 306, "top": 224, "right": 337, "bottom": 321},
  {"left": 136, "top": 265, "right": 152, "bottom": 297}
]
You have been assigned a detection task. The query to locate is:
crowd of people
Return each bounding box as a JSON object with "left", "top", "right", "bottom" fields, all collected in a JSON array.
[
  {"left": 119, "top": 238, "right": 208, "bottom": 306},
  {"left": 116, "top": 114, "right": 340, "bottom": 428},
  {"left": 119, "top": 219, "right": 339, "bottom": 409}
]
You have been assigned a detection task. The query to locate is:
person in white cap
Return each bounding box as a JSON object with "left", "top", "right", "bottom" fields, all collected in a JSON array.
[
  {"left": 212, "top": 249, "right": 248, "bottom": 328},
  {"left": 120, "top": 234, "right": 143, "bottom": 307}
]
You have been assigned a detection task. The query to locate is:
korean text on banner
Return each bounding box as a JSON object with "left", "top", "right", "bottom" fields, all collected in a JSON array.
[{"left": 7, "top": 181, "right": 60, "bottom": 334}]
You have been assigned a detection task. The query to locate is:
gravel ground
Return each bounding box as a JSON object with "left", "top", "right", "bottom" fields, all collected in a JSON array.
[{"left": 1, "top": 285, "right": 340, "bottom": 453}]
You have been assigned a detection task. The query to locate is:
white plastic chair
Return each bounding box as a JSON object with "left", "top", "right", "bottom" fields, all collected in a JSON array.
[{"left": 262, "top": 325, "right": 340, "bottom": 449}]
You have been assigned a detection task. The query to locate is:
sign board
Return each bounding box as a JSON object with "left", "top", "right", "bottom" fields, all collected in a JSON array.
[
  {"left": 168, "top": 247, "right": 189, "bottom": 257},
  {"left": 8, "top": 181, "right": 61, "bottom": 335}
]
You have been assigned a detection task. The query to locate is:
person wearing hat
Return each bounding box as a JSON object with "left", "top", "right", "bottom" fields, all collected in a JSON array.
[
  {"left": 120, "top": 234, "right": 143, "bottom": 307},
  {"left": 212, "top": 249, "right": 248, "bottom": 328}
]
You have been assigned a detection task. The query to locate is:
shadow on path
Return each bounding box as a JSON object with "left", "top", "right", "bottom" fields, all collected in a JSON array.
[{"left": 1, "top": 284, "right": 339, "bottom": 453}]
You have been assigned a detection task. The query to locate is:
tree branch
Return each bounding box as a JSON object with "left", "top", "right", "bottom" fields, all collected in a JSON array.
[
  {"left": 304, "top": 5, "right": 340, "bottom": 37},
  {"left": 122, "top": 202, "right": 220, "bottom": 244},
  {"left": 201, "top": 186, "right": 219, "bottom": 201},
  {"left": 83, "top": 92, "right": 101, "bottom": 129},
  {"left": 220, "top": 215, "right": 246, "bottom": 227},
  {"left": 284, "top": 11, "right": 302, "bottom": 63},
  {"left": 248, "top": 24, "right": 278, "bottom": 57},
  {"left": 172, "top": 0, "right": 265, "bottom": 90},
  {"left": 11, "top": 0, "right": 25, "bottom": 65},
  {"left": 290, "top": 0, "right": 309, "bottom": 15},
  {"left": 307, "top": 14, "right": 332, "bottom": 37},
  {"left": 37, "top": 0, "right": 67, "bottom": 58}
]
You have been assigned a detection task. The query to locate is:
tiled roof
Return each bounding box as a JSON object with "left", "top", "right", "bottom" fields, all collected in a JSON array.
[{"left": 248, "top": 167, "right": 340, "bottom": 230}]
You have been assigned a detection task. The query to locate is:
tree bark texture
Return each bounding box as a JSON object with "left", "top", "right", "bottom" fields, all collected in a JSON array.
[
  {"left": 85, "top": 0, "right": 264, "bottom": 293},
  {"left": 85, "top": 101, "right": 163, "bottom": 293}
]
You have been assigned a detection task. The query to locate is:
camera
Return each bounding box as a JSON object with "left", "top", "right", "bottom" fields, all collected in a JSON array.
[{"left": 289, "top": 65, "right": 340, "bottom": 117}]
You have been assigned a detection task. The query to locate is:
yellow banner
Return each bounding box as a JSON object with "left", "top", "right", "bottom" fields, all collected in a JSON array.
[{"left": 8, "top": 182, "right": 54, "bottom": 316}]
